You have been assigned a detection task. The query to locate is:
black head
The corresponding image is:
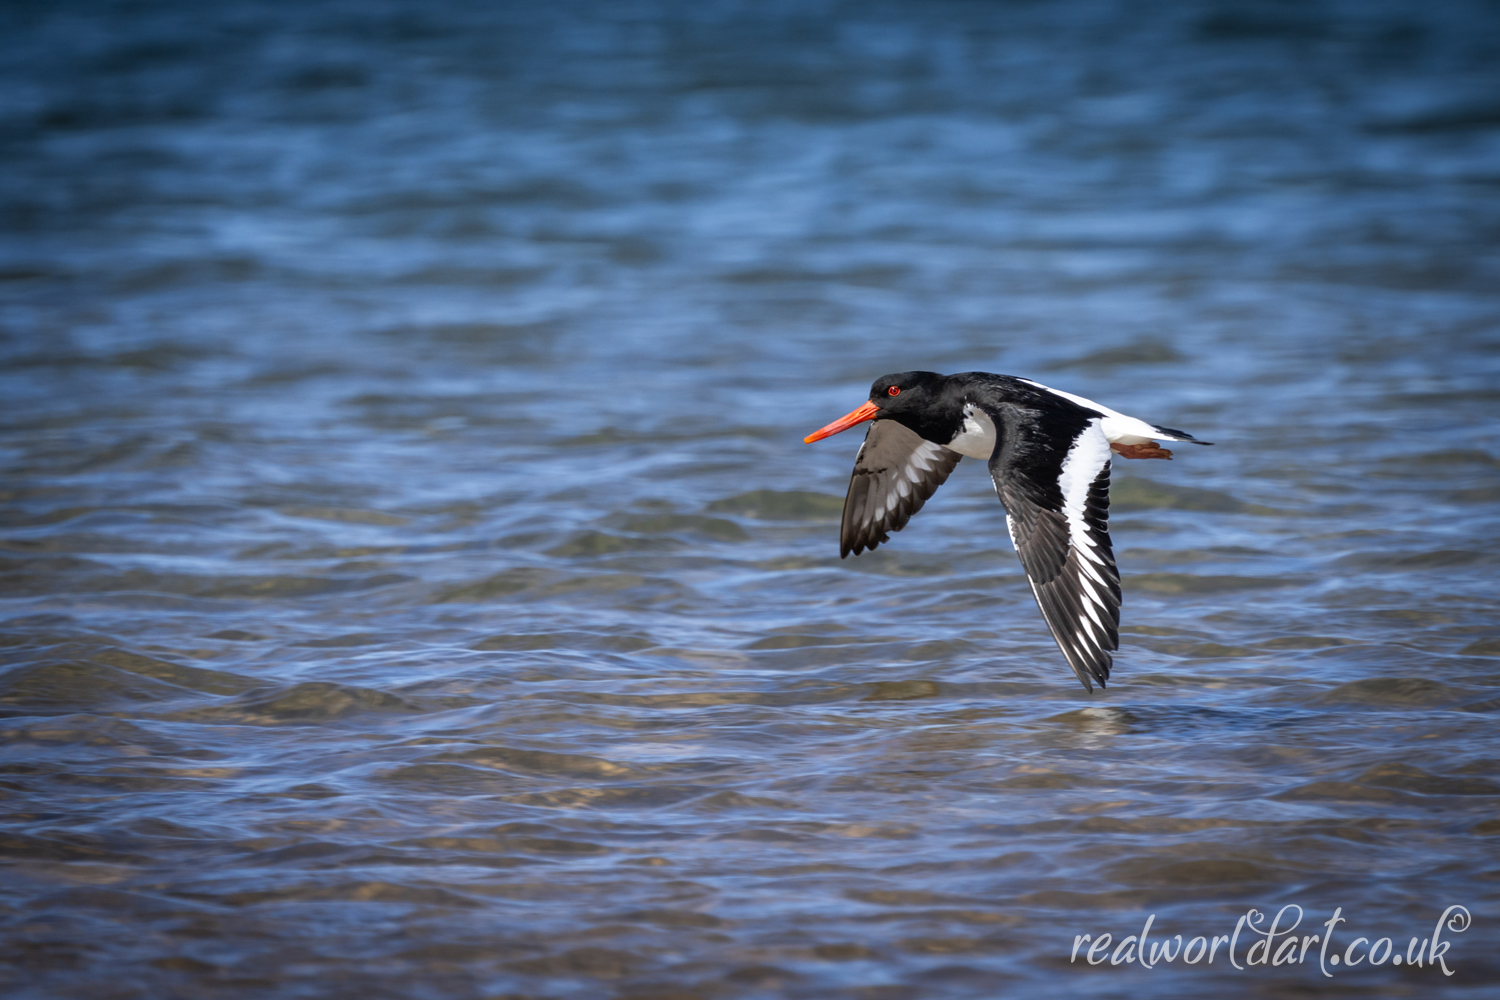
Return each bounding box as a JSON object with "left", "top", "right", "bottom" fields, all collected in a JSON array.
[
  {"left": 868, "top": 371, "right": 947, "bottom": 414},
  {"left": 804, "top": 370, "right": 960, "bottom": 444},
  {"left": 866, "top": 371, "right": 966, "bottom": 441}
]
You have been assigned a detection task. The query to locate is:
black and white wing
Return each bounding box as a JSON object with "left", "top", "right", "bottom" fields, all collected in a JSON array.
[
  {"left": 841, "top": 419, "right": 963, "bottom": 558},
  {"left": 989, "top": 411, "right": 1121, "bottom": 691}
]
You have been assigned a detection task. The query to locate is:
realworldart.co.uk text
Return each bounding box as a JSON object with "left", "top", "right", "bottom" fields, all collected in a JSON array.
[{"left": 1070, "top": 905, "right": 1470, "bottom": 976}]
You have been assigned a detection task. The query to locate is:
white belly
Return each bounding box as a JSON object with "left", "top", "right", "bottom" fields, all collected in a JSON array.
[{"left": 946, "top": 404, "right": 997, "bottom": 459}]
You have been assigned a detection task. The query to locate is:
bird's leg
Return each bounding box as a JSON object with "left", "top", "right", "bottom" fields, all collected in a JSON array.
[{"left": 1111, "top": 441, "right": 1173, "bottom": 460}]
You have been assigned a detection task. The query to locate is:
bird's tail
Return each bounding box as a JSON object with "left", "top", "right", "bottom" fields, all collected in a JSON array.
[{"left": 1151, "top": 424, "right": 1213, "bottom": 445}]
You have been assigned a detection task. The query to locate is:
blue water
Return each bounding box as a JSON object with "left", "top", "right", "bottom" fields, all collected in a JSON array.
[{"left": 2, "top": 1, "right": 1499, "bottom": 996}]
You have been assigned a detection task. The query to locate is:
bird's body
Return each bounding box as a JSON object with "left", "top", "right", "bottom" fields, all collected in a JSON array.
[{"left": 804, "top": 371, "right": 1212, "bottom": 692}]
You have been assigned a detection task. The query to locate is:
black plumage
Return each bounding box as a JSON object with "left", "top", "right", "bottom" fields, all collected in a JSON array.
[{"left": 806, "top": 370, "right": 1210, "bottom": 691}]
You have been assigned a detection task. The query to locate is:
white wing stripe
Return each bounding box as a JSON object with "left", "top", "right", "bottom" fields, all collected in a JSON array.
[
  {"left": 1080, "top": 593, "right": 1106, "bottom": 631},
  {"left": 1056, "top": 420, "right": 1112, "bottom": 559},
  {"left": 1077, "top": 555, "right": 1108, "bottom": 586}
]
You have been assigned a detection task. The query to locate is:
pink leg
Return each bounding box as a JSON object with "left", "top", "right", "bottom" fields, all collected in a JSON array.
[{"left": 1111, "top": 442, "right": 1173, "bottom": 460}]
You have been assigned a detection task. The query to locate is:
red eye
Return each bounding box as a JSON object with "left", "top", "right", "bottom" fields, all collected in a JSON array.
[{"left": 888, "top": 386, "right": 901, "bottom": 396}]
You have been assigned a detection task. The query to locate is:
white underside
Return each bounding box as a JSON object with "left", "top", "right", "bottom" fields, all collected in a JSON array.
[
  {"left": 1019, "top": 378, "right": 1178, "bottom": 445},
  {"left": 946, "top": 404, "right": 998, "bottom": 459}
]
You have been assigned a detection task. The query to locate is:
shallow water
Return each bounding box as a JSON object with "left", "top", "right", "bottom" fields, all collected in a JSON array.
[{"left": 2, "top": 0, "right": 1499, "bottom": 997}]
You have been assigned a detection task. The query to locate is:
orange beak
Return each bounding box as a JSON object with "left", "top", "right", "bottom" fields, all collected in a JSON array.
[{"left": 804, "top": 400, "right": 880, "bottom": 443}]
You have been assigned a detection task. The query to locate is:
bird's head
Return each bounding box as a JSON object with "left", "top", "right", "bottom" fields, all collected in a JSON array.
[{"left": 803, "top": 371, "right": 948, "bottom": 443}]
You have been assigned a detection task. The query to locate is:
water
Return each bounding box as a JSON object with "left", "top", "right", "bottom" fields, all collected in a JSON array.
[{"left": 3, "top": 0, "right": 1499, "bottom": 996}]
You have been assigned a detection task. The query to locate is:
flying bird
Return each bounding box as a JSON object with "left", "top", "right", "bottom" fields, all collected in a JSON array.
[{"left": 804, "top": 371, "right": 1212, "bottom": 692}]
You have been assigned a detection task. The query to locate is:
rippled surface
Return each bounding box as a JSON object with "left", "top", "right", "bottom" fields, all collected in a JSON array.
[{"left": 3, "top": 1, "right": 1500, "bottom": 996}]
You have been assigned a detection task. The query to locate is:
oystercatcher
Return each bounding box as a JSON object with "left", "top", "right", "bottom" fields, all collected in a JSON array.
[{"left": 804, "top": 371, "right": 1212, "bottom": 692}]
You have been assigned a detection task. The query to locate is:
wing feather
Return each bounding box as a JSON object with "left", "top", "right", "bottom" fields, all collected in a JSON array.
[
  {"left": 841, "top": 420, "right": 963, "bottom": 558},
  {"left": 990, "top": 413, "right": 1121, "bottom": 691}
]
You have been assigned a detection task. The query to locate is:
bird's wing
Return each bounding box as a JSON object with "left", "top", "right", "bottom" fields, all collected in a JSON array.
[
  {"left": 841, "top": 419, "right": 963, "bottom": 558},
  {"left": 988, "top": 409, "right": 1120, "bottom": 691}
]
